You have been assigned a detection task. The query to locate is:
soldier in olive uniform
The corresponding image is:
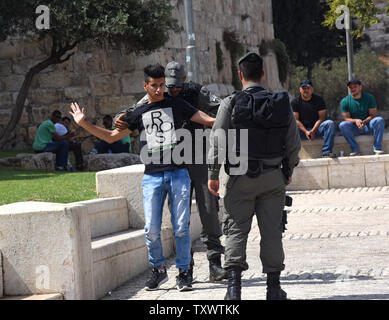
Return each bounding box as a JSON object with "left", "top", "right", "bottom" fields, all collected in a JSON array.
[
  {"left": 208, "top": 52, "right": 301, "bottom": 300},
  {"left": 114, "top": 61, "right": 227, "bottom": 282}
]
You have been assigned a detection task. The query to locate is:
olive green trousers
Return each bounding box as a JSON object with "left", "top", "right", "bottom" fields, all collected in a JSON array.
[{"left": 223, "top": 168, "right": 286, "bottom": 273}]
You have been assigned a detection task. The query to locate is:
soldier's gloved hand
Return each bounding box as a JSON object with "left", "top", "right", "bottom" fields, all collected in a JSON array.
[{"left": 114, "top": 113, "right": 128, "bottom": 131}]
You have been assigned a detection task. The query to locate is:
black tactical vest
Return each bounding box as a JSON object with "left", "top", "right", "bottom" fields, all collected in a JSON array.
[{"left": 228, "top": 87, "right": 292, "bottom": 160}]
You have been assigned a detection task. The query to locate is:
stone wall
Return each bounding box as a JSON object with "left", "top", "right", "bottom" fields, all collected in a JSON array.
[
  {"left": 0, "top": 0, "right": 281, "bottom": 152},
  {"left": 366, "top": 3, "right": 389, "bottom": 54}
]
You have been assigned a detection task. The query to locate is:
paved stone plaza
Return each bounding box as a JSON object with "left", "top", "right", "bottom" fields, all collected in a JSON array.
[{"left": 102, "top": 186, "right": 389, "bottom": 300}]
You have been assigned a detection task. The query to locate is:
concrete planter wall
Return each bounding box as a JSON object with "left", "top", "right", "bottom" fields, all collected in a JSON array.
[
  {"left": 288, "top": 155, "right": 389, "bottom": 191},
  {"left": 0, "top": 165, "right": 215, "bottom": 300}
]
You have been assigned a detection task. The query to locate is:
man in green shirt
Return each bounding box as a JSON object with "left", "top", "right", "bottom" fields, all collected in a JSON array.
[
  {"left": 339, "top": 79, "right": 385, "bottom": 156},
  {"left": 33, "top": 110, "right": 70, "bottom": 170}
]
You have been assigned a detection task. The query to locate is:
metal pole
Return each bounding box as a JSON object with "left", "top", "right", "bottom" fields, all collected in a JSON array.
[
  {"left": 345, "top": 11, "right": 355, "bottom": 81},
  {"left": 183, "top": 0, "right": 200, "bottom": 83}
]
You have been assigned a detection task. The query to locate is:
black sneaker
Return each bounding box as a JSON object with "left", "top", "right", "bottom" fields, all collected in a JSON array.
[
  {"left": 322, "top": 152, "right": 337, "bottom": 158},
  {"left": 176, "top": 271, "right": 193, "bottom": 291},
  {"left": 145, "top": 267, "right": 168, "bottom": 291}
]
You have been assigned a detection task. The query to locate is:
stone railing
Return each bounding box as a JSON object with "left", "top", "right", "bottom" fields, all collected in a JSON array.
[
  {"left": 288, "top": 154, "right": 389, "bottom": 191},
  {"left": 0, "top": 202, "right": 94, "bottom": 299},
  {"left": 0, "top": 165, "right": 213, "bottom": 300}
]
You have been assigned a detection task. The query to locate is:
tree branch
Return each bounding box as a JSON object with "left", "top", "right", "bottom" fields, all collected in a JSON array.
[{"left": 59, "top": 52, "right": 75, "bottom": 63}]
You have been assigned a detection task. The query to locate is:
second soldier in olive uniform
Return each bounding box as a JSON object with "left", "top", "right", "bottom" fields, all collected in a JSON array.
[{"left": 208, "top": 52, "right": 301, "bottom": 300}]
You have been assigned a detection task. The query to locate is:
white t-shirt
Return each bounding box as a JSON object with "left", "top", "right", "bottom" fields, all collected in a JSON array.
[{"left": 55, "top": 123, "right": 68, "bottom": 136}]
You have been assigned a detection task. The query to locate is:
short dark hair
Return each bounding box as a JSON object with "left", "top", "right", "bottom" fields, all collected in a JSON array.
[
  {"left": 238, "top": 58, "right": 263, "bottom": 82},
  {"left": 144, "top": 64, "right": 165, "bottom": 83},
  {"left": 62, "top": 116, "right": 71, "bottom": 122},
  {"left": 103, "top": 115, "right": 113, "bottom": 122},
  {"left": 52, "top": 110, "right": 62, "bottom": 118},
  {"left": 347, "top": 79, "right": 362, "bottom": 87}
]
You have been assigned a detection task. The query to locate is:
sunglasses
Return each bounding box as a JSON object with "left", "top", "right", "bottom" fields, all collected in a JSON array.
[{"left": 166, "top": 84, "right": 183, "bottom": 89}]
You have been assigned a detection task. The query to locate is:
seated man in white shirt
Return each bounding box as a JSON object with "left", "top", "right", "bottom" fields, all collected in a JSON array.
[{"left": 55, "top": 117, "right": 84, "bottom": 170}]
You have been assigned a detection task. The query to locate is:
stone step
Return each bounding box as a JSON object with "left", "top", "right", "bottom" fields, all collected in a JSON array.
[
  {"left": 91, "top": 228, "right": 174, "bottom": 300},
  {"left": 0, "top": 293, "right": 63, "bottom": 300},
  {"left": 73, "top": 197, "right": 129, "bottom": 239}
]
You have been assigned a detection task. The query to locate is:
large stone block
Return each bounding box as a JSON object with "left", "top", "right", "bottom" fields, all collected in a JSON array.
[
  {"left": 97, "top": 95, "right": 136, "bottom": 115},
  {"left": 11, "top": 59, "right": 39, "bottom": 75},
  {"left": 85, "top": 153, "right": 141, "bottom": 172},
  {"left": 73, "top": 197, "right": 129, "bottom": 239},
  {"left": 0, "top": 93, "right": 13, "bottom": 107},
  {"left": 64, "top": 87, "right": 90, "bottom": 100},
  {"left": 3, "top": 75, "right": 24, "bottom": 91},
  {"left": 96, "top": 165, "right": 148, "bottom": 229},
  {"left": 21, "top": 40, "right": 45, "bottom": 59},
  {"left": 0, "top": 202, "right": 94, "bottom": 299},
  {"left": 0, "top": 60, "right": 12, "bottom": 76},
  {"left": 73, "top": 52, "right": 102, "bottom": 74},
  {"left": 29, "top": 89, "right": 62, "bottom": 105},
  {"left": 365, "top": 161, "right": 386, "bottom": 187},
  {"left": 102, "top": 51, "right": 136, "bottom": 74},
  {"left": 287, "top": 159, "right": 330, "bottom": 191},
  {"left": 0, "top": 109, "right": 11, "bottom": 125},
  {"left": 15, "top": 152, "right": 56, "bottom": 171},
  {"left": 90, "top": 74, "right": 120, "bottom": 96},
  {"left": 38, "top": 73, "right": 72, "bottom": 89},
  {"left": 328, "top": 158, "right": 365, "bottom": 189},
  {"left": 91, "top": 228, "right": 174, "bottom": 299},
  {"left": 287, "top": 155, "right": 389, "bottom": 190},
  {"left": 0, "top": 42, "right": 22, "bottom": 60},
  {"left": 121, "top": 72, "right": 145, "bottom": 94}
]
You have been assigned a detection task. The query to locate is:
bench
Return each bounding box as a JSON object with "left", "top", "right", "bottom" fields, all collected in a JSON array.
[{"left": 299, "top": 132, "right": 389, "bottom": 159}]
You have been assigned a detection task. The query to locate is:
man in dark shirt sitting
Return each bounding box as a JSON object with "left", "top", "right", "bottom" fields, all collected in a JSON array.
[{"left": 291, "top": 80, "right": 336, "bottom": 158}]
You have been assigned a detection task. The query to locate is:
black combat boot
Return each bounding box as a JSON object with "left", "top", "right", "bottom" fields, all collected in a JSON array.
[
  {"left": 209, "top": 257, "right": 228, "bottom": 281},
  {"left": 224, "top": 267, "right": 242, "bottom": 300},
  {"left": 266, "top": 271, "right": 288, "bottom": 300}
]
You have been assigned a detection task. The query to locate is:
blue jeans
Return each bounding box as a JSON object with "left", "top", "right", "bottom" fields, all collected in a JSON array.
[
  {"left": 142, "top": 168, "right": 191, "bottom": 271},
  {"left": 339, "top": 117, "right": 385, "bottom": 152},
  {"left": 95, "top": 140, "right": 129, "bottom": 153},
  {"left": 35, "top": 141, "right": 69, "bottom": 168},
  {"left": 299, "top": 120, "right": 336, "bottom": 154}
]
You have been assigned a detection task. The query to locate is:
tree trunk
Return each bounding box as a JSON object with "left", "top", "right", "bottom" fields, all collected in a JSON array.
[
  {"left": 307, "top": 65, "right": 313, "bottom": 81},
  {"left": 0, "top": 39, "right": 77, "bottom": 149}
]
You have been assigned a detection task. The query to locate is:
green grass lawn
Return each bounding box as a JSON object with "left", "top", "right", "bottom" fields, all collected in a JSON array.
[
  {"left": 0, "top": 150, "right": 33, "bottom": 158},
  {"left": 0, "top": 167, "right": 98, "bottom": 205}
]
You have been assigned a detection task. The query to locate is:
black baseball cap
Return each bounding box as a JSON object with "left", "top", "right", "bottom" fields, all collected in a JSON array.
[
  {"left": 300, "top": 80, "right": 313, "bottom": 88},
  {"left": 347, "top": 79, "right": 362, "bottom": 86},
  {"left": 238, "top": 52, "right": 262, "bottom": 65}
]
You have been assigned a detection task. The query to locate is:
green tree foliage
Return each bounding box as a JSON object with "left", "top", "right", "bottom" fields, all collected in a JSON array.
[
  {"left": 0, "top": 0, "right": 178, "bottom": 148},
  {"left": 323, "top": 0, "right": 388, "bottom": 38},
  {"left": 272, "top": 0, "right": 362, "bottom": 80},
  {"left": 223, "top": 30, "right": 245, "bottom": 90},
  {"left": 259, "top": 39, "right": 290, "bottom": 84}
]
